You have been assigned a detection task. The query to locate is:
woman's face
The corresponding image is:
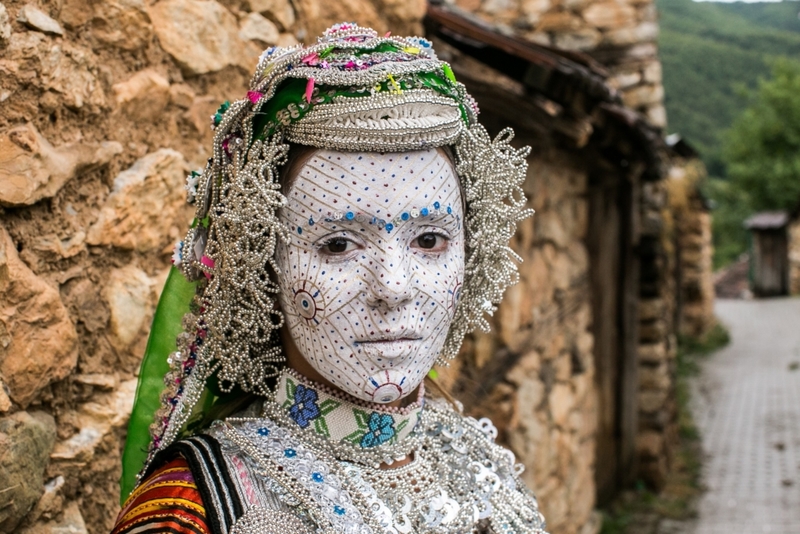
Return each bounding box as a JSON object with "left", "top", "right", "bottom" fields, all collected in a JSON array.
[{"left": 275, "top": 149, "right": 465, "bottom": 403}]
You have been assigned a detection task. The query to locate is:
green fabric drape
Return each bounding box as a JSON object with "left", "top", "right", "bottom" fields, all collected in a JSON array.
[{"left": 120, "top": 268, "right": 196, "bottom": 503}]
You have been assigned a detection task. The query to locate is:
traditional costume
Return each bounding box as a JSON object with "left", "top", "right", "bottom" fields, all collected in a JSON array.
[{"left": 112, "top": 23, "right": 547, "bottom": 534}]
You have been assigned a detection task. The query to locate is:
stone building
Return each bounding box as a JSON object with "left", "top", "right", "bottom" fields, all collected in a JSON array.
[{"left": 0, "top": 0, "right": 694, "bottom": 533}]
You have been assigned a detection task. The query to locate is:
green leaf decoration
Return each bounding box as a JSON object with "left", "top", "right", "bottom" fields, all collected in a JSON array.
[
  {"left": 353, "top": 409, "right": 370, "bottom": 429},
  {"left": 286, "top": 377, "right": 296, "bottom": 401},
  {"left": 318, "top": 398, "right": 340, "bottom": 416},
  {"left": 314, "top": 416, "right": 331, "bottom": 438},
  {"left": 343, "top": 429, "right": 365, "bottom": 445}
]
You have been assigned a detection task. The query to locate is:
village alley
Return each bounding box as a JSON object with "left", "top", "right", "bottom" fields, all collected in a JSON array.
[{"left": 687, "top": 298, "right": 800, "bottom": 533}]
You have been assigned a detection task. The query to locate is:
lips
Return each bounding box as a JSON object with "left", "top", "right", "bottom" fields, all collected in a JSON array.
[{"left": 356, "top": 330, "right": 422, "bottom": 344}]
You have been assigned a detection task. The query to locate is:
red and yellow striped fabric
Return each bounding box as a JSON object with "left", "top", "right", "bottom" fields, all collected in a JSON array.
[{"left": 112, "top": 457, "right": 210, "bottom": 534}]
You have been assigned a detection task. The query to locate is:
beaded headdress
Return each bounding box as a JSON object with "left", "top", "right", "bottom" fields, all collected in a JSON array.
[{"left": 121, "top": 23, "right": 532, "bottom": 500}]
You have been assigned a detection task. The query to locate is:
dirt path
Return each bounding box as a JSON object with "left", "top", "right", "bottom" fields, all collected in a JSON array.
[{"left": 688, "top": 298, "right": 800, "bottom": 534}]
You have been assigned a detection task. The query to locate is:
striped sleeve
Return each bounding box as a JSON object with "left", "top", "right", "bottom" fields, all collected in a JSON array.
[{"left": 112, "top": 457, "right": 211, "bottom": 534}]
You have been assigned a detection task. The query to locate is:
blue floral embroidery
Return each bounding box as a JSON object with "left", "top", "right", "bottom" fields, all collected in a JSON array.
[
  {"left": 359, "top": 412, "right": 396, "bottom": 448},
  {"left": 333, "top": 505, "right": 346, "bottom": 516},
  {"left": 289, "top": 384, "right": 321, "bottom": 429}
]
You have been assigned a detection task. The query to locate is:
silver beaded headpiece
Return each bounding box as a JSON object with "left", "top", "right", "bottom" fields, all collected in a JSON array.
[{"left": 152, "top": 23, "right": 532, "bottom": 459}]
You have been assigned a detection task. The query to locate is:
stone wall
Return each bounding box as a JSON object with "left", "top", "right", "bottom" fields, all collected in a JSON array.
[
  {"left": 637, "top": 177, "right": 678, "bottom": 490},
  {"left": 666, "top": 160, "right": 715, "bottom": 338},
  {"left": 0, "top": 0, "right": 424, "bottom": 532},
  {"left": 453, "top": 0, "right": 667, "bottom": 128},
  {"left": 788, "top": 218, "right": 800, "bottom": 296}
]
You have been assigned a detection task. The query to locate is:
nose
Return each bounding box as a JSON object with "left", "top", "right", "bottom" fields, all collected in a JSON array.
[{"left": 365, "top": 253, "right": 416, "bottom": 309}]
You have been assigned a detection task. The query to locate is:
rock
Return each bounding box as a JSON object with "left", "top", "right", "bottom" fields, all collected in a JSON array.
[
  {"left": 31, "top": 231, "right": 86, "bottom": 259},
  {"left": 608, "top": 70, "right": 641, "bottom": 91},
  {"left": 59, "top": 0, "right": 93, "bottom": 28},
  {"left": 292, "top": 0, "right": 386, "bottom": 42},
  {"left": 639, "top": 342, "right": 666, "bottom": 364},
  {"left": 0, "top": 380, "right": 10, "bottom": 413},
  {"left": 0, "top": 4, "right": 11, "bottom": 48},
  {"left": 247, "top": 0, "right": 295, "bottom": 31},
  {"left": 521, "top": 0, "right": 551, "bottom": 25},
  {"left": 149, "top": 0, "right": 246, "bottom": 75},
  {"left": 374, "top": 0, "right": 426, "bottom": 28},
  {"left": 72, "top": 374, "right": 118, "bottom": 390},
  {"left": 112, "top": 69, "right": 170, "bottom": 122},
  {"left": 637, "top": 430, "right": 664, "bottom": 459},
  {"left": 622, "top": 83, "right": 664, "bottom": 109},
  {"left": 646, "top": 103, "right": 667, "bottom": 128},
  {"left": 536, "top": 11, "right": 581, "bottom": 32},
  {"left": 105, "top": 265, "right": 154, "bottom": 349},
  {"left": 582, "top": 2, "right": 636, "bottom": 29},
  {"left": 86, "top": 149, "right": 190, "bottom": 251},
  {"left": 276, "top": 32, "right": 299, "bottom": 47},
  {"left": 51, "top": 379, "right": 136, "bottom": 464},
  {"left": 169, "top": 83, "right": 195, "bottom": 109},
  {"left": 639, "top": 361, "right": 669, "bottom": 390},
  {"left": 0, "top": 123, "right": 122, "bottom": 206},
  {"left": 0, "top": 411, "right": 57, "bottom": 532},
  {"left": 552, "top": 28, "right": 601, "bottom": 52},
  {"left": 239, "top": 12, "right": 279, "bottom": 45},
  {"left": 4, "top": 33, "right": 107, "bottom": 109},
  {"left": 639, "top": 389, "right": 668, "bottom": 414},
  {"left": 603, "top": 22, "right": 659, "bottom": 46},
  {"left": 17, "top": 5, "right": 64, "bottom": 36},
  {"left": 90, "top": 0, "right": 153, "bottom": 51},
  {"left": 639, "top": 298, "right": 664, "bottom": 321},
  {"left": 0, "top": 226, "right": 79, "bottom": 407},
  {"left": 549, "top": 383, "right": 574, "bottom": 428},
  {"left": 19, "top": 500, "right": 87, "bottom": 534},
  {"left": 23, "top": 476, "right": 64, "bottom": 525}
]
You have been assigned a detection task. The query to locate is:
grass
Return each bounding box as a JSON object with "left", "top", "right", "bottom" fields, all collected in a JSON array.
[{"left": 599, "top": 323, "right": 730, "bottom": 534}]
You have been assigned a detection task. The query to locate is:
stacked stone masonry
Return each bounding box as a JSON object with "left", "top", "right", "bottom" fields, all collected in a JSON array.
[
  {"left": 788, "top": 218, "right": 800, "bottom": 296},
  {"left": 453, "top": 0, "right": 667, "bottom": 127}
]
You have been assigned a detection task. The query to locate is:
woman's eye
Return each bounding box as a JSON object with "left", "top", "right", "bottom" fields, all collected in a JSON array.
[
  {"left": 323, "top": 238, "right": 353, "bottom": 254},
  {"left": 415, "top": 233, "right": 447, "bottom": 251}
]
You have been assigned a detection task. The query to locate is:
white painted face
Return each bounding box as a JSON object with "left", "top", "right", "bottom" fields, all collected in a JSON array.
[{"left": 275, "top": 149, "right": 465, "bottom": 403}]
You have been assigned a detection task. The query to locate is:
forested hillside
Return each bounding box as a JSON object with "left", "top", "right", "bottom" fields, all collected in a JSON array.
[{"left": 656, "top": 0, "right": 800, "bottom": 176}]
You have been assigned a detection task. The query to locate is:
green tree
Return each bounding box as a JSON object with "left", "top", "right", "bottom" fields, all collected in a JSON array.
[{"left": 724, "top": 59, "right": 800, "bottom": 212}]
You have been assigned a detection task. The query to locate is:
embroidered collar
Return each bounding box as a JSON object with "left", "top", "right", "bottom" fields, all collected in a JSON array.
[{"left": 273, "top": 369, "right": 425, "bottom": 449}]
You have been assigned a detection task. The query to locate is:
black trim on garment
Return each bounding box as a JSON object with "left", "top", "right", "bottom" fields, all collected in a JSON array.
[{"left": 147, "top": 434, "right": 245, "bottom": 534}]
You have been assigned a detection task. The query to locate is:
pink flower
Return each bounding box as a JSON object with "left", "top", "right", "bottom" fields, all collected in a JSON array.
[
  {"left": 302, "top": 52, "right": 319, "bottom": 66},
  {"left": 305, "top": 78, "right": 315, "bottom": 103},
  {"left": 247, "top": 91, "right": 263, "bottom": 103}
]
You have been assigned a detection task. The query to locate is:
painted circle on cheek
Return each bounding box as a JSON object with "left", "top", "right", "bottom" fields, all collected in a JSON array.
[{"left": 292, "top": 281, "right": 326, "bottom": 324}]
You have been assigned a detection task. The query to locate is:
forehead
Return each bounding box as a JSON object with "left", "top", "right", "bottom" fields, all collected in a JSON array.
[{"left": 285, "top": 149, "right": 459, "bottom": 215}]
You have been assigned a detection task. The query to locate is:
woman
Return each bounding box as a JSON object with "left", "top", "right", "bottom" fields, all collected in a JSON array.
[{"left": 112, "top": 23, "right": 546, "bottom": 534}]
